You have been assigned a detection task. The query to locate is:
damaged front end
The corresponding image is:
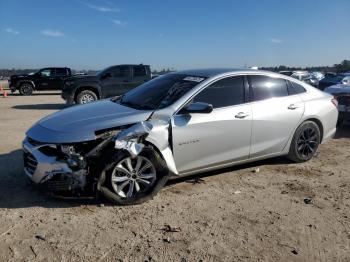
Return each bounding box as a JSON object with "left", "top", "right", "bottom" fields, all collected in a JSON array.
[
  {"left": 23, "top": 119, "right": 177, "bottom": 198},
  {"left": 22, "top": 129, "right": 118, "bottom": 197},
  {"left": 23, "top": 138, "right": 88, "bottom": 194},
  {"left": 114, "top": 120, "right": 178, "bottom": 175}
]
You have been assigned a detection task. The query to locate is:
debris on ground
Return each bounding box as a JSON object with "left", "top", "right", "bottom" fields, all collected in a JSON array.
[
  {"left": 253, "top": 168, "right": 260, "bottom": 173},
  {"left": 160, "top": 224, "right": 181, "bottom": 233},
  {"left": 35, "top": 235, "right": 46, "bottom": 241},
  {"left": 234, "top": 190, "right": 242, "bottom": 194},
  {"left": 186, "top": 178, "right": 205, "bottom": 184},
  {"left": 163, "top": 237, "right": 171, "bottom": 243},
  {"left": 303, "top": 198, "right": 312, "bottom": 204}
]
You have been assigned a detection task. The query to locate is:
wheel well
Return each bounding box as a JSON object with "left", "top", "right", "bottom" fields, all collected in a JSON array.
[
  {"left": 143, "top": 141, "right": 165, "bottom": 161},
  {"left": 74, "top": 86, "right": 100, "bottom": 102},
  {"left": 305, "top": 118, "right": 324, "bottom": 142}
]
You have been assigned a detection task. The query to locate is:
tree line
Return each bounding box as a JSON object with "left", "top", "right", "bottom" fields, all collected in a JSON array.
[
  {"left": 260, "top": 60, "right": 350, "bottom": 73},
  {"left": 0, "top": 60, "right": 349, "bottom": 78}
]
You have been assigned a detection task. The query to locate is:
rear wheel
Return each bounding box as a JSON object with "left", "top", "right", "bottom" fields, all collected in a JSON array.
[
  {"left": 98, "top": 147, "right": 169, "bottom": 205},
  {"left": 19, "top": 83, "right": 33, "bottom": 95},
  {"left": 76, "top": 90, "right": 98, "bottom": 104},
  {"left": 287, "top": 121, "right": 321, "bottom": 162}
]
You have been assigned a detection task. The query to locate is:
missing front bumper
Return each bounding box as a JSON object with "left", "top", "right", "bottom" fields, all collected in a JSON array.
[{"left": 22, "top": 138, "right": 86, "bottom": 191}]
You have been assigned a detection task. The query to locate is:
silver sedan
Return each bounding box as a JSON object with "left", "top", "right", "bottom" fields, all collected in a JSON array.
[{"left": 23, "top": 69, "right": 338, "bottom": 205}]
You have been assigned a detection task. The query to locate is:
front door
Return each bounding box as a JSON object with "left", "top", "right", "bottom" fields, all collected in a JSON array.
[
  {"left": 102, "top": 66, "right": 131, "bottom": 97},
  {"left": 172, "top": 75, "right": 252, "bottom": 174},
  {"left": 37, "top": 68, "right": 57, "bottom": 90}
]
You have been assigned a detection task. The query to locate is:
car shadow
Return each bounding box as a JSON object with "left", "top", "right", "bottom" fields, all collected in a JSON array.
[
  {"left": 166, "top": 156, "right": 290, "bottom": 187},
  {"left": 10, "top": 92, "right": 61, "bottom": 96},
  {"left": 0, "top": 149, "right": 97, "bottom": 209},
  {"left": 1, "top": 122, "right": 348, "bottom": 209},
  {"left": 0, "top": 148, "right": 289, "bottom": 209},
  {"left": 12, "top": 104, "right": 69, "bottom": 110}
]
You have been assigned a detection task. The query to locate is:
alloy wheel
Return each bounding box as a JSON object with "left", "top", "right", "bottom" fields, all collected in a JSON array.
[
  {"left": 111, "top": 156, "right": 157, "bottom": 198},
  {"left": 80, "top": 94, "right": 95, "bottom": 104},
  {"left": 297, "top": 127, "right": 318, "bottom": 158}
]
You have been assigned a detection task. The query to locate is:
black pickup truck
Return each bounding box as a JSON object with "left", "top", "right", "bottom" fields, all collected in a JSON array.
[
  {"left": 62, "top": 64, "right": 152, "bottom": 104},
  {"left": 9, "top": 67, "right": 72, "bottom": 95}
]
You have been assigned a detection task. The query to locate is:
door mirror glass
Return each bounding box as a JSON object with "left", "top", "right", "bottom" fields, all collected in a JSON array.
[{"left": 181, "top": 102, "right": 213, "bottom": 114}]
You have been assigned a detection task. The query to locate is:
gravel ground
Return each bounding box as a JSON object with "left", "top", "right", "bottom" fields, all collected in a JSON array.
[{"left": 0, "top": 87, "right": 350, "bottom": 261}]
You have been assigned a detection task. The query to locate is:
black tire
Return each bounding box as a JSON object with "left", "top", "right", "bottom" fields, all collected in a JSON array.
[
  {"left": 19, "top": 83, "right": 34, "bottom": 96},
  {"left": 76, "top": 90, "right": 98, "bottom": 104},
  {"left": 287, "top": 121, "right": 321, "bottom": 163},
  {"left": 98, "top": 147, "right": 169, "bottom": 205}
]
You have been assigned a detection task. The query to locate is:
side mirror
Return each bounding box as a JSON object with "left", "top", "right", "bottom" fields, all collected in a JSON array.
[{"left": 181, "top": 102, "right": 213, "bottom": 114}]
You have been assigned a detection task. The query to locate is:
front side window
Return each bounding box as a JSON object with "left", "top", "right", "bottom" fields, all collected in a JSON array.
[
  {"left": 193, "top": 76, "right": 245, "bottom": 108},
  {"left": 249, "top": 75, "right": 288, "bottom": 102},
  {"left": 111, "top": 67, "right": 129, "bottom": 78},
  {"left": 40, "top": 69, "right": 54, "bottom": 77}
]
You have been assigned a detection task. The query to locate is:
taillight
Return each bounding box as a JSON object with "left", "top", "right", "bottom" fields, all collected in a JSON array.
[{"left": 331, "top": 97, "right": 338, "bottom": 108}]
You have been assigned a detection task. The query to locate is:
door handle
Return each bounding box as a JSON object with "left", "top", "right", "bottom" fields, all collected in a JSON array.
[
  {"left": 288, "top": 104, "right": 299, "bottom": 110},
  {"left": 235, "top": 112, "right": 250, "bottom": 119}
]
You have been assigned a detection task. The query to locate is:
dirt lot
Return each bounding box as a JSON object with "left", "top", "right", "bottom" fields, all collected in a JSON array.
[{"left": 1, "top": 86, "right": 350, "bottom": 261}]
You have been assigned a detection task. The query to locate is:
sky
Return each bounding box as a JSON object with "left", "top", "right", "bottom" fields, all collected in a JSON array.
[{"left": 0, "top": 0, "right": 349, "bottom": 70}]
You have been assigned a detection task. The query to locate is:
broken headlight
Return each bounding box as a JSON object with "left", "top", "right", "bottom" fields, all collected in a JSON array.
[{"left": 60, "top": 145, "right": 76, "bottom": 155}]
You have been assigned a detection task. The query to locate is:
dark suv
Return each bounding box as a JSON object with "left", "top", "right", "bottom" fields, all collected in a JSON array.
[
  {"left": 10, "top": 67, "right": 72, "bottom": 95},
  {"left": 62, "top": 64, "right": 152, "bottom": 104}
]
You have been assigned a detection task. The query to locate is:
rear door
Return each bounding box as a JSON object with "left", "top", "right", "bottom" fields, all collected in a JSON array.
[
  {"left": 52, "top": 68, "right": 69, "bottom": 90},
  {"left": 172, "top": 75, "right": 252, "bottom": 173},
  {"left": 129, "top": 65, "right": 150, "bottom": 89},
  {"left": 248, "top": 75, "right": 304, "bottom": 158}
]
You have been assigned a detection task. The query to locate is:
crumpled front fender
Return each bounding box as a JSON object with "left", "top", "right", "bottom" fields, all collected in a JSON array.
[{"left": 114, "top": 120, "right": 178, "bottom": 175}]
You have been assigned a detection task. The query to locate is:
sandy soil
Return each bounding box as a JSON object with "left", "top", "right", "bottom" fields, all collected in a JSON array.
[{"left": 0, "top": 87, "right": 350, "bottom": 261}]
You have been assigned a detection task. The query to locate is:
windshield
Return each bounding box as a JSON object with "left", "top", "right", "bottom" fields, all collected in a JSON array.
[
  {"left": 117, "top": 74, "right": 206, "bottom": 110},
  {"left": 96, "top": 66, "right": 112, "bottom": 77}
]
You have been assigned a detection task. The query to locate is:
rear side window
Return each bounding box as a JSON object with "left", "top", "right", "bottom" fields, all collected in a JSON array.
[
  {"left": 56, "top": 68, "right": 68, "bottom": 76},
  {"left": 249, "top": 75, "right": 288, "bottom": 102},
  {"left": 193, "top": 76, "right": 245, "bottom": 108},
  {"left": 134, "top": 66, "right": 147, "bottom": 77},
  {"left": 289, "top": 81, "right": 306, "bottom": 94},
  {"left": 112, "top": 67, "right": 129, "bottom": 77}
]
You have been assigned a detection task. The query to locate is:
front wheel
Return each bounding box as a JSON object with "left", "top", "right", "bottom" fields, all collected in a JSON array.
[
  {"left": 76, "top": 90, "right": 98, "bottom": 104},
  {"left": 287, "top": 121, "right": 321, "bottom": 162},
  {"left": 19, "top": 83, "right": 34, "bottom": 95},
  {"left": 98, "top": 147, "right": 169, "bottom": 205}
]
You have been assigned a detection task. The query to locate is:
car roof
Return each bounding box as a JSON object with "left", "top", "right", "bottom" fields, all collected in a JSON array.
[{"left": 173, "top": 68, "right": 263, "bottom": 77}]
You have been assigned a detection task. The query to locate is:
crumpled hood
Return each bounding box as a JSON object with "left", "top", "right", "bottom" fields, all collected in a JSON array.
[{"left": 26, "top": 100, "right": 153, "bottom": 143}]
